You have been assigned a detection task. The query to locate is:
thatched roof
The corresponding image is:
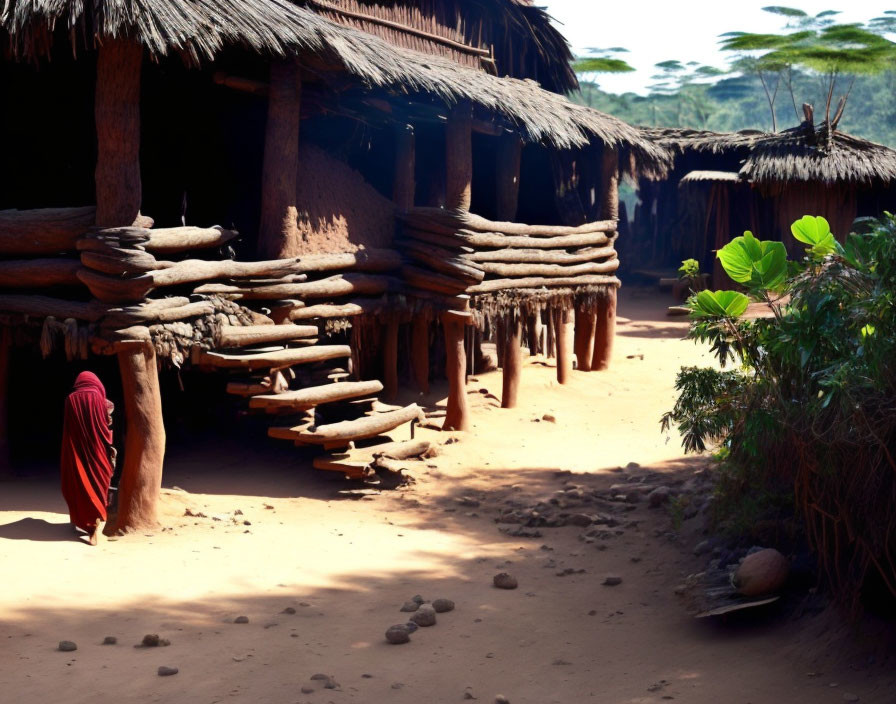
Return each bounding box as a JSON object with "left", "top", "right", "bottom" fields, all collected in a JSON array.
[
  {"left": 679, "top": 170, "right": 740, "bottom": 184},
  {"left": 640, "top": 127, "right": 762, "bottom": 156},
  {"left": 740, "top": 122, "right": 896, "bottom": 187}
]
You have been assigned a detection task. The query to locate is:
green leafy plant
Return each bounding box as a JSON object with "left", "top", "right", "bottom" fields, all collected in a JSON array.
[{"left": 678, "top": 258, "right": 701, "bottom": 280}]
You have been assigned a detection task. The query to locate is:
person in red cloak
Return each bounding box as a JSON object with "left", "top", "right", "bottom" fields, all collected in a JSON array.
[{"left": 60, "top": 372, "right": 116, "bottom": 546}]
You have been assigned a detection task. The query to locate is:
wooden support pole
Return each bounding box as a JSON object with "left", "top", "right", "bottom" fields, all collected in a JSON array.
[
  {"left": 258, "top": 60, "right": 301, "bottom": 260},
  {"left": 383, "top": 318, "right": 400, "bottom": 402},
  {"left": 495, "top": 133, "right": 522, "bottom": 221},
  {"left": 591, "top": 288, "right": 617, "bottom": 372},
  {"left": 112, "top": 342, "right": 166, "bottom": 532},
  {"left": 393, "top": 124, "right": 416, "bottom": 213},
  {"left": 445, "top": 102, "right": 473, "bottom": 211},
  {"left": 574, "top": 309, "right": 596, "bottom": 372},
  {"left": 501, "top": 315, "right": 523, "bottom": 409},
  {"left": 411, "top": 315, "right": 430, "bottom": 394},
  {"left": 526, "top": 313, "right": 541, "bottom": 356},
  {"left": 600, "top": 147, "right": 620, "bottom": 221},
  {"left": 95, "top": 39, "right": 143, "bottom": 227},
  {"left": 441, "top": 310, "right": 471, "bottom": 431},
  {"left": 554, "top": 307, "right": 574, "bottom": 385}
]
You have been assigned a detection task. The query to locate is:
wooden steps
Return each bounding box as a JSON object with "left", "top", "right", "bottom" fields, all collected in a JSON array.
[
  {"left": 250, "top": 380, "right": 383, "bottom": 411},
  {"left": 198, "top": 344, "right": 350, "bottom": 370},
  {"left": 216, "top": 323, "right": 318, "bottom": 347},
  {"left": 268, "top": 403, "right": 424, "bottom": 446}
]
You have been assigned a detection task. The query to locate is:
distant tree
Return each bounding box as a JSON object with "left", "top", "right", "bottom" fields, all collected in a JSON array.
[
  {"left": 572, "top": 47, "right": 634, "bottom": 106},
  {"left": 647, "top": 60, "right": 723, "bottom": 127}
]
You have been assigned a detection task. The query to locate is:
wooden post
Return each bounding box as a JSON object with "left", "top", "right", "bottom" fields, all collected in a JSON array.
[
  {"left": 95, "top": 39, "right": 143, "bottom": 227},
  {"left": 573, "top": 308, "right": 596, "bottom": 372},
  {"left": 501, "top": 315, "right": 523, "bottom": 409},
  {"left": 441, "top": 311, "right": 470, "bottom": 431},
  {"left": 258, "top": 60, "right": 301, "bottom": 260},
  {"left": 383, "top": 318, "right": 399, "bottom": 402},
  {"left": 526, "top": 313, "right": 542, "bottom": 356},
  {"left": 554, "top": 307, "right": 574, "bottom": 385},
  {"left": 592, "top": 146, "right": 619, "bottom": 371},
  {"left": 0, "top": 327, "right": 9, "bottom": 477},
  {"left": 112, "top": 342, "right": 166, "bottom": 532},
  {"left": 496, "top": 133, "right": 522, "bottom": 221},
  {"left": 393, "top": 124, "right": 416, "bottom": 213},
  {"left": 591, "top": 288, "right": 617, "bottom": 372},
  {"left": 445, "top": 102, "right": 473, "bottom": 211},
  {"left": 411, "top": 315, "right": 430, "bottom": 394}
]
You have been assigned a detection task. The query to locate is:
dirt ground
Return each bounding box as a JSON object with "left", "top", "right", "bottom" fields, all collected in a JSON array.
[{"left": 1, "top": 289, "right": 893, "bottom": 704}]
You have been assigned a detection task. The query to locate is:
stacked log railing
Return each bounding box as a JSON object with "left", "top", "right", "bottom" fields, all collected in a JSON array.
[
  {"left": 397, "top": 206, "right": 620, "bottom": 399},
  {"left": 0, "top": 206, "right": 423, "bottom": 480}
]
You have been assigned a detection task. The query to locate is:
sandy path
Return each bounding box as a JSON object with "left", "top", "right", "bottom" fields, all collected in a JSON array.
[{"left": 0, "top": 290, "right": 892, "bottom": 703}]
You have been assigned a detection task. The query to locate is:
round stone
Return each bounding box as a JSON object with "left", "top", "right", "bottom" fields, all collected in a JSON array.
[
  {"left": 102, "top": 636, "right": 117, "bottom": 645},
  {"left": 157, "top": 666, "right": 179, "bottom": 677},
  {"left": 385, "top": 625, "right": 410, "bottom": 644},
  {"left": 58, "top": 641, "right": 77, "bottom": 652},
  {"left": 411, "top": 604, "right": 437, "bottom": 627},
  {"left": 234, "top": 616, "right": 249, "bottom": 624},
  {"left": 432, "top": 598, "right": 455, "bottom": 613},
  {"left": 399, "top": 601, "right": 420, "bottom": 612},
  {"left": 493, "top": 572, "right": 518, "bottom": 590}
]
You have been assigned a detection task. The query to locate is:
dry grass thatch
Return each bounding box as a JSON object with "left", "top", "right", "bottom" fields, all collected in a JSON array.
[
  {"left": 679, "top": 170, "right": 741, "bottom": 184},
  {"left": 643, "top": 122, "right": 896, "bottom": 187},
  {"left": 1, "top": 1, "right": 667, "bottom": 170}
]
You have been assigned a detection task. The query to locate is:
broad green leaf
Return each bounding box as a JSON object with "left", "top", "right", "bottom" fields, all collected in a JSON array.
[
  {"left": 750, "top": 241, "right": 788, "bottom": 288},
  {"left": 717, "top": 231, "right": 788, "bottom": 290},
  {"left": 791, "top": 215, "right": 837, "bottom": 257},
  {"left": 690, "top": 290, "right": 750, "bottom": 318},
  {"left": 861, "top": 323, "right": 876, "bottom": 338}
]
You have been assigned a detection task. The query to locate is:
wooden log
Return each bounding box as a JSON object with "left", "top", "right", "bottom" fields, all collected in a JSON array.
[
  {"left": 600, "top": 147, "right": 620, "bottom": 221},
  {"left": 526, "top": 313, "right": 542, "bottom": 356},
  {"left": 402, "top": 265, "right": 468, "bottom": 295},
  {"left": 216, "top": 324, "right": 318, "bottom": 348},
  {"left": 0, "top": 259, "right": 82, "bottom": 288},
  {"left": 193, "top": 274, "right": 391, "bottom": 301},
  {"left": 103, "top": 301, "right": 215, "bottom": 327},
  {"left": 197, "top": 345, "right": 350, "bottom": 370},
  {"left": 407, "top": 207, "right": 617, "bottom": 236},
  {"left": 554, "top": 307, "right": 574, "bottom": 384},
  {"left": 383, "top": 318, "right": 399, "bottom": 402},
  {"left": 406, "top": 228, "right": 610, "bottom": 250},
  {"left": 0, "top": 207, "right": 96, "bottom": 254},
  {"left": 591, "top": 288, "right": 617, "bottom": 371},
  {"left": 287, "top": 301, "right": 369, "bottom": 320},
  {"left": 467, "top": 274, "right": 621, "bottom": 294},
  {"left": 496, "top": 133, "right": 522, "bottom": 221},
  {"left": 80, "top": 249, "right": 162, "bottom": 275},
  {"left": 501, "top": 316, "right": 523, "bottom": 409},
  {"left": 445, "top": 102, "right": 473, "bottom": 211},
  {"left": 402, "top": 226, "right": 466, "bottom": 250},
  {"left": 111, "top": 342, "right": 166, "bottom": 532},
  {"left": 250, "top": 380, "right": 384, "bottom": 410},
  {"left": 411, "top": 315, "right": 430, "bottom": 394},
  {"left": 258, "top": 59, "right": 301, "bottom": 259},
  {"left": 442, "top": 310, "right": 471, "bottom": 431},
  {"left": 574, "top": 309, "right": 596, "bottom": 372},
  {"left": 0, "top": 294, "right": 109, "bottom": 322},
  {"left": 399, "top": 239, "right": 485, "bottom": 283},
  {"left": 95, "top": 39, "right": 143, "bottom": 227},
  {"left": 466, "top": 244, "right": 616, "bottom": 264},
  {"left": 373, "top": 439, "right": 433, "bottom": 461},
  {"left": 393, "top": 123, "right": 415, "bottom": 213},
  {"left": 476, "top": 260, "right": 619, "bottom": 278},
  {"left": 143, "top": 226, "right": 239, "bottom": 254},
  {"left": 226, "top": 371, "right": 290, "bottom": 397},
  {"left": 274, "top": 403, "right": 425, "bottom": 444},
  {"left": 312, "top": 455, "right": 369, "bottom": 478}
]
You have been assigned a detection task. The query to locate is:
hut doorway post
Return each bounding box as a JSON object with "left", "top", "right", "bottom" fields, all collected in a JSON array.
[
  {"left": 574, "top": 308, "right": 595, "bottom": 371},
  {"left": 554, "top": 307, "right": 574, "bottom": 384},
  {"left": 411, "top": 313, "right": 430, "bottom": 394},
  {"left": 441, "top": 310, "right": 471, "bottom": 431},
  {"left": 258, "top": 59, "right": 302, "bottom": 260},
  {"left": 94, "top": 39, "right": 143, "bottom": 226},
  {"left": 112, "top": 342, "right": 166, "bottom": 532},
  {"left": 445, "top": 102, "right": 473, "bottom": 211},
  {"left": 592, "top": 147, "right": 619, "bottom": 371},
  {"left": 501, "top": 314, "right": 523, "bottom": 408},
  {"left": 393, "top": 124, "right": 416, "bottom": 212}
]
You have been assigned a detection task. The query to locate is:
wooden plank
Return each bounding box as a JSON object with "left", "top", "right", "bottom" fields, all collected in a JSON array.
[
  {"left": 198, "top": 345, "right": 350, "bottom": 370},
  {"left": 249, "top": 380, "right": 384, "bottom": 410},
  {"left": 271, "top": 404, "right": 424, "bottom": 444}
]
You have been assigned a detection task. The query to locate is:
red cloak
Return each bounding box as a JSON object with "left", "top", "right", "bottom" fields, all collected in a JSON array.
[{"left": 60, "top": 372, "right": 114, "bottom": 531}]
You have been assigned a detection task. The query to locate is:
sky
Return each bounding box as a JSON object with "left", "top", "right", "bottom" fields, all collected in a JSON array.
[{"left": 540, "top": 1, "right": 894, "bottom": 95}]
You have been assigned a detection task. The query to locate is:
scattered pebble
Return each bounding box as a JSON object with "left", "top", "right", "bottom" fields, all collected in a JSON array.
[
  {"left": 432, "top": 598, "right": 455, "bottom": 613},
  {"left": 400, "top": 601, "right": 420, "bottom": 612},
  {"left": 101, "top": 636, "right": 117, "bottom": 645},
  {"left": 405, "top": 621, "right": 419, "bottom": 633},
  {"left": 310, "top": 673, "right": 339, "bottom": 690},
  {"left": 648, "top": 486, "right": 671, "bottom": 508},
  {"left": 157, "top": 666, "right": 178, "bottom": 677},
  {"left": 411, "top": 595, "right": 426, "bottom": 605},
  {"left": 411, "top": 604, "right": 437, "bottom": 627},
  {"left": 493, "top": 573, "right": 518, "bottom": 590},
  {"left": 281, "top": 607, "right": 296, "bottom": 614},
  {"left": 140, "top": 634, "right": 170, "bottom": 647},
  {"left": 495, "top": 696, "right": 510, "bottom": 704},
  {"left": 300, "top": 686, "right": 314, "bottom": 694},
  {"left": 234, "top": 616, "right": 249, "bottom": 624},
  {"left": 57, "top": 641, "right": 77, "bottom": 652},
  {"left": 385, "top": 625, "right": 410, "bottom": 644},
  {"left": 542, "top": 414, "right": 556, "bottom": 423},
  {"left": 603, "top": 575, "right": 623, "bottom": 586},
  {"left": 693, "top": 540, "right": 710, "bottom": 556}
]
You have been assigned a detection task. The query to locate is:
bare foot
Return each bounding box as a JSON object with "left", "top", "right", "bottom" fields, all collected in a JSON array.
[{"left": 88, "top": 520, "right": 105, "bottom": 547}]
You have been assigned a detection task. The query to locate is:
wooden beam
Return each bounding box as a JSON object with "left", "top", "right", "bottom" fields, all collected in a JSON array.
[
  {"left": 501, "top": 315, "right": 523, "bottom": 409},
  {"left": 442, "top": 310, "right": 471, "bottom": 430},
  {"left": 95, "top": 39, "right": 143, "bottom": 227},
  {"left": 574, "top": 309, "right": 595, "bottom": 372},
  {"left": 258, "top": 59, "right": 301, "bottom": 259},
  {"left": 554, "top": 307, "right": 573, "bottom": 385},
  {"left": 445, "top": 102, "right": 473, "bottom": 211},
  {"left": 0, "top": 207, "right": 95, "bottom": 255},
  {"left": 197, "top": 345, "right": 350, "bottom": 370},
  {"left": 250, "top": 380, "right": 384, "bottom": 410},
  {"left": 591, "top": 288, "right": 617, "bottom": 372}
]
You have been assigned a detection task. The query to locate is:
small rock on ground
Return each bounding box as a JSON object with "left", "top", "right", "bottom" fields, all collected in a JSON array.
[
  {"left": 385, "top": 625, "right": 410, "bottom": 644},
  {"left": 102, "top": 636, "right": 117, "bottom": 645},
  {"left": 141, "top": 634, "right": 170, "bottom": 647},
  {"left": 495, "top": 696, "right": 510, "bottom": 704},
  {"left": 400, "top": 601, "right": 420, "bottom": 612},
  {"left": 157, "top": 666, "right": 178, "bottom": 677},
  {"left": 58, "top": 641, "right": 77, "bottom": 652},
  {"left": 493, "top": 573, "right": 518, "bottom": 590},
  {"left": 432, "top": 598, "right": 455, "bottom": 613},
  {"left": 300, "top": 686, "right": 314, "bottom": 694},
  {"left": 411, "top": 595, "right": 425, "bottom": 604},
  {"left": 648, "top": 486, "right": 671, "bottom": 508},
  {"left": 281, "top": 607, "right": 296, "bottom": 614},
  {"left": 411, "top": 604, "right": 437, "bottom": 627},
  {"left": 603, "top": 575, "right": 623, "bottom": 586},
  {"left": 234, "top": 616, "right": 249, "bottom": 624}
]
